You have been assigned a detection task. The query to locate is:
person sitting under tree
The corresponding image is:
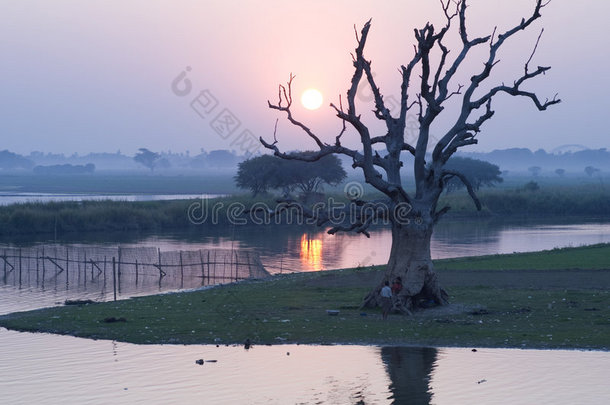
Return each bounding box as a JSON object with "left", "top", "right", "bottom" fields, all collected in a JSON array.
[
  {"left": 391, "top": 277, "right": 403, "bottom": 295},
  {"left": 380, "top": 281, "right": 393, "bottom": 320}
]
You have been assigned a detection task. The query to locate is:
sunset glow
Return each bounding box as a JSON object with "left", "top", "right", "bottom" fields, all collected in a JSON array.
[
  {"left": 300, "top": 234, "right": 323, "bottom": 271},
  {"left": 301, "top": 89, "right": 323, "bottom": 110}
]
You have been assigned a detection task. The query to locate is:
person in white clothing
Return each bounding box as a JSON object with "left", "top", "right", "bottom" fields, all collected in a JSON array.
[{"left": 380, "top": 281, "right": 392, "bottom": 320}]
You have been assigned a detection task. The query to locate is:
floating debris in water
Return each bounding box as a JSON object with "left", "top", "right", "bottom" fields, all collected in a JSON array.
[
  {"left": 65, "top": 299, "right": 96, "bottom": 306},
  {"left": 102, "top": 317, "right": 126, "bottom": 323}
]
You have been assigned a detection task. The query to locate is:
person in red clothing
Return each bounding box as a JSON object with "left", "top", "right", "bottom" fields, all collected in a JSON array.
[{"left": 391, "top": 277, "right": 402, "bottom": 295}]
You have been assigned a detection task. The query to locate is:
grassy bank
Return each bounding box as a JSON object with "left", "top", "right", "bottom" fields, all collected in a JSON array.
[
  {"left": 434, "top": 243, "right": 610, "bottom": 270},
  {"left": 0, "top": 195, "right": 269, "bottom": 236},
  {"left": 439, "top": 183, "right": 610, "bottom": 216},
  {"left": 1, "top": 245, "right": 608, "bottom": 350},
  {"left": 1, "top": 184, "right": 609, "bottom": 236}
]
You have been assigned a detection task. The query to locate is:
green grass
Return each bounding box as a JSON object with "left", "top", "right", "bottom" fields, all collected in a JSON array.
[
  {"left": 0, "top": 275, "right": 606, "bottom": 349},
  {"left": 439, "top": 183, "right": 610, "bottom": 216},
  {"left": 1, "top": 183, "right": 609, "bottom": 237},
  {"left": 435, "top": 244, "right": 610, "bottom": 270},
  {"left": 0, "top": 195, "right": 274, "bottom": 236},
  {"left": 1, "top": 245, "right": 609, "bottom": 350}
]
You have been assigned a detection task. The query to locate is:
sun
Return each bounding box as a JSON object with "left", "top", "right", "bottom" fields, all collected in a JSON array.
[{"left": 301, "top": 88, "right": 323, "bottom": 110}]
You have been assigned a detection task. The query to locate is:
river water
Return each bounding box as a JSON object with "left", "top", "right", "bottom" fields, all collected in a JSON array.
[
  {"left": 0, "top": 192, "right": 221, "bottom": 206},
  {"left": 0, "top": 328, "right": 608, "bottom": 404},
  {"left": 5, "top": 217, "right": 610, "bottom": 274},
  {"left": 2, "top": 218, "right": 609, "bottom": 311},
  {"left": 1, "top": 218, "right": 609, "bottom": 404}
]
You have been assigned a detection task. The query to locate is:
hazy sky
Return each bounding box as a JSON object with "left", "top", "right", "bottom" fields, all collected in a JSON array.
[{"left": 1, "top": 0, "right": 608, "bottom": 155}]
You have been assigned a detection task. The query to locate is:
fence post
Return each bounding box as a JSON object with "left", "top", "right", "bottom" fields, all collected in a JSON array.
[
  {"left": 223, "top": 254, "right": 227, "bottom": 283},
  {"left": 135, "top": 259, "right": 139, "bottom": 285},
  {"left": 18, "top": 248, "right": 22, "bottom": 287},
  {"left": 199, "top": 250, "right": 205, "bottom": 286},
  {"left": 112, "top": 256, "right": 117, "bottom": 301},
  {"left": 102, "top": 256, "right": 107, "bottom": 293},
  {"left": 36, "top": 248, "right": 40, "bottom": 285},
  {"left": 117, "top": 247, "right": 122, "bottom": 293},
  {"left": 207, "top": 251, "right": 211, "bottom": 285},
  {"left": 235, "top": 251, "right": 238, "bottom": 281},
  {"left": 213, "top": 251, "right": 216, "bottom": 283},
  {"left": 180, "top": 251, "right": 184, "bottom": 287},
  {"left": 65, "top": 247, "right": 69, "bottom": 286},
  {"left": 158, "top": 248, "right": 162, "bottom": 280},
  {"left": 41, "top": 247, "right": 46, "bottom": 289}
]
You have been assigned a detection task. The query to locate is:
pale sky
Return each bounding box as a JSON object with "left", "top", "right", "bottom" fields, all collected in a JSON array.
[{"left": 1, "top": 0, "right": 608, "bottom": 155}]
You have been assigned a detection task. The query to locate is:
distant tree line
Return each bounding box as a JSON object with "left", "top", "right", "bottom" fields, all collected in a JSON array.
[
  {"left": 1, "top": 147, "right": 609, "bottom": 175},
  {"left": 33, "top": 163, "right": 95, "bottom": 175},
  {"left": 459, "top": 148, "right": 610, "bottom": 173}
]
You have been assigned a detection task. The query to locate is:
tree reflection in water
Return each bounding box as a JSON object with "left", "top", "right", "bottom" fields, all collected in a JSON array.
[{"left": 381, "top": 346, "right": 438, "bottom": 404}]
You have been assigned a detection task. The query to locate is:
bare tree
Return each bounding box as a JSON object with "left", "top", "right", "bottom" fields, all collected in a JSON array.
[{"left": 261, "top": 0, "right": 560, "bottom": 312}]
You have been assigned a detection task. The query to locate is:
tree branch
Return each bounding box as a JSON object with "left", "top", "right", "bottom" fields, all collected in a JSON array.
[
  {"left": 267, "top": 74, "right": 326, "bottom": 149},
  {"left": 442, "top": 170, "right": 482, "bottom": 210},
  {"left": 247, "top": 198, "right": 391, "bottom": 238},
  {"left": 433, "top": 0, "right": 560, "bottom": 164},
  {"left": 433, "top": 205, "right": 451, "bottom": 224}
]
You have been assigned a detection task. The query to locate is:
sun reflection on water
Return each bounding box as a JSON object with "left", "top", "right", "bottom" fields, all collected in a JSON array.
[{"left": 300, "top": 234, "right": 323, "bottom": 271}]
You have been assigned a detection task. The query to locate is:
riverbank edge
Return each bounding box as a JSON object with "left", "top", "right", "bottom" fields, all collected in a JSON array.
[
  {"left": 1, "top": 183, "right": 609, "bottom": 236},
  {"left": 1, "top": 245, "right": 609, "bottom": 350}
]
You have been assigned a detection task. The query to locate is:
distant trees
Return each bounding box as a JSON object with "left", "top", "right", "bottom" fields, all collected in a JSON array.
[
  {"left": 0, "top": 150, "right": 34, "bottom": 170},
  {"left": 443, "top": 157, "right": 503, "bottom": 192},
  {"left": 33, "top": 163, "right": 95, "bottom": 175},
  {"left": 234, "top": 155, "right": 281, "bottom": 196},
  {"left": 522, "top": 181, "right": 540, "bottom": 192},
  {"left": 206, "top": 150, "right": 241, "bottom": 168},
  {"left": 554, "top": 168, "right": 565, "bottom": 177},
  {"left": 235, "top": 153, "right": 346, "bottom": 197},
  {"left": 280, "top": 153, "right": 347, "bottom": 196},
  {"left": 585, "top": 166, "right": 600, "bottom": 177},
  {"left": 528, "top": 166, "right": 542, "bottom": 177},
  {"left": 134, "top": 148, "right": 160, "bottom": 171}
]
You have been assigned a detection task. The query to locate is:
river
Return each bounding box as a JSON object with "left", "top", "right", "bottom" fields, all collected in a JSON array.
[
  {"left": 1, "top": 217, "right": 609, "bottom": 404},
  {"left": 0, "top": 192, "right": 221, "bottom": 206},
  {"left": 7, "top": 217, "right": 608, "bottom": 272},
  {"left": 0, "top": 328, "right": 608, "bottom": 404}
]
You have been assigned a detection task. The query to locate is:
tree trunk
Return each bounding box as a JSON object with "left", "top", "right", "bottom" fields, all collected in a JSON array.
[{"left": 362, "top": 219, "right": 448, "bottom": 313}]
